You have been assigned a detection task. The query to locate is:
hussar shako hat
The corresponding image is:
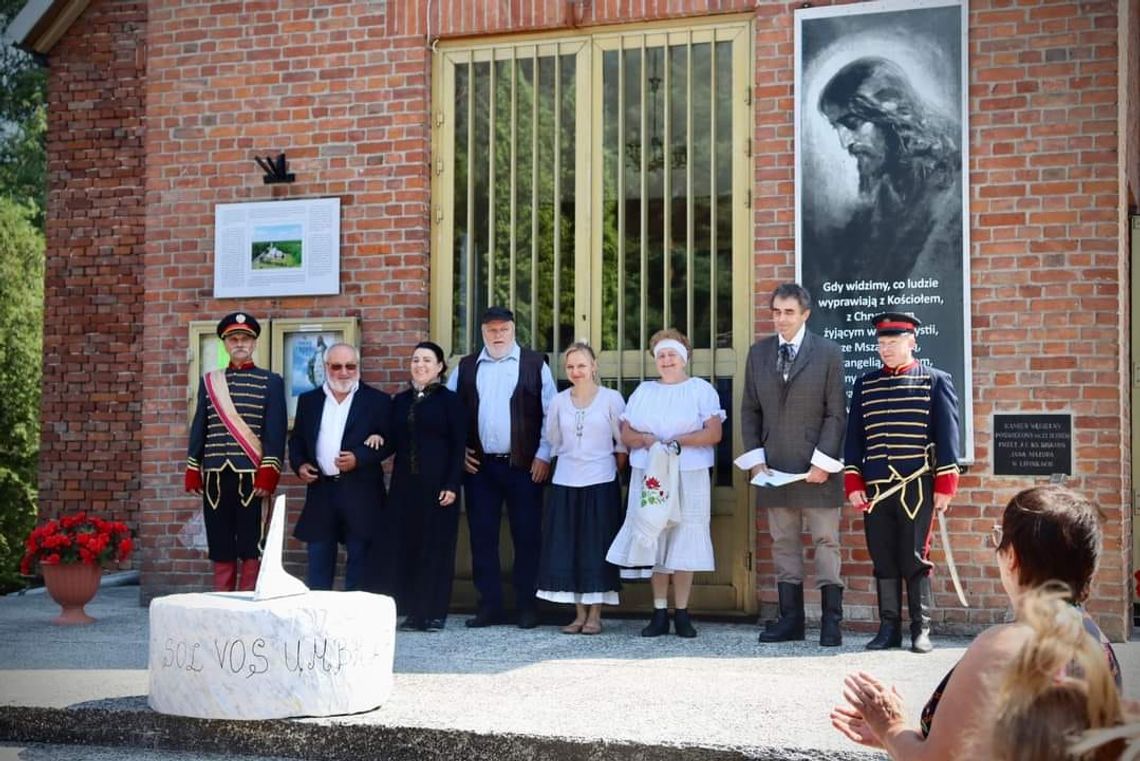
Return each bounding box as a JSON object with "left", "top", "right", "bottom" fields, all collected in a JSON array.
[
  {"left": 216, "top": 312, "right": 261, "bottom": 339},
  {"left": 871, "top": 312, "right": 921, "bottom": 336}
]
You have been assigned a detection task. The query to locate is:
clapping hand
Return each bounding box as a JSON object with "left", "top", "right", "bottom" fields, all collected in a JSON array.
[{"left": 831, "top": 671, "right": 905, "bottom": 749}]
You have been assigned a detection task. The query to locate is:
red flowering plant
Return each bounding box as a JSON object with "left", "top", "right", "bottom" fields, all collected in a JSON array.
[{"left": 19, "top": 511, "right": 133, "bottom": 576}]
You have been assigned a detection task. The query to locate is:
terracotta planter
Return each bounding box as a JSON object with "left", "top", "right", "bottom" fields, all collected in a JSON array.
[{"left": 41, "top": 563, "right": 102, "bottom": 625}]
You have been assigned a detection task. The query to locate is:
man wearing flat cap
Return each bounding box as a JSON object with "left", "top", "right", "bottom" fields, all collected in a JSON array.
[
  {"left": 446, "top": 306, "right": 556, "bottom": 629},
  {"left": 185, "top": 312, "right": 287, "bottom": 592},
  {"left": 843, "top": 312, "right": 960, "bottom": 654}
]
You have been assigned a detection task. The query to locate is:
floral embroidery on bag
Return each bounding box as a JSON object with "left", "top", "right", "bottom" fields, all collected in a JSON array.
[{"left": 640, "top": 476, "right": 668, "bottom": 508}]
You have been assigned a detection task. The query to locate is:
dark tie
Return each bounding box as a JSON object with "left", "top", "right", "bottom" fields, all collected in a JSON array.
[{"left": 778, "top": 343, "right": 795, "bottom": 378}]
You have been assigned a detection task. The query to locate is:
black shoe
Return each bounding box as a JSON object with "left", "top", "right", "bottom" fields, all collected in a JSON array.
[
  {"left": 424, "top": 618, "right": 446, "bottom": 632},
  {"left": 673, "top": 608, "right": 697, "bottom": 638},
  {"left": 641, "top": 608, "right": 670, "bottom": 637},
  {"left": 465, "top": 609, "right": 505, "bottom": 628},
  {"left": 910, "top": 627, "right": 933, "bottom": 653},
  {"left": 758, "top": 582, "right": 805, "bottom": 643},
  {"left": 399, "top": 616, "right": 423, "bottom": 632},
  {"left": 516, "top": 608, "right": 539, "bottom": 629}
]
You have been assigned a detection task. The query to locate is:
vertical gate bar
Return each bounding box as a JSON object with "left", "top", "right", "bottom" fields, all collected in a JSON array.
[
  {"left": 553, "top": 50, "right": 563, "bottom": 361},
  {"left": 639, "top": 37, "right": 648, "bottom": 381},
  {"left": 685, "top": 32, "right": 695, "bottom": 350},
  {"left": 487, "top": 58, "right": 497, "bottom": 313},
  {"left": 465, "top": 58, "right": 476, "bottom": 351},
  {"left": 617, "top": 44, "right": 626, "bottom": 387},
  {"left": 509, "top": 49, "right": 518, "bottom": 313},
  {"left": 708, "top": 38, "right": 718, "bottom": 381},
  {"left": 531, "top": 48, "right": 540, "bottom": 350},
  {"left": 662, "top": 39, "right": 672, "bottom": 332}
]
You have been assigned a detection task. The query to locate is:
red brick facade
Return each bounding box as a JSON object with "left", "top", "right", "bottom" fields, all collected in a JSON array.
[
  {"left": 39, "top": 1, "right": 147, "bottom": 536},
  {"left": 38, "top": 0, "right": 1139, "bottom": 637}
]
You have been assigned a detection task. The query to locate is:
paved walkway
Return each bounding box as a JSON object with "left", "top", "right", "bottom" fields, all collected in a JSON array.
[{"left": 1, "top": 585, "right": 1137, "bottom": 760}]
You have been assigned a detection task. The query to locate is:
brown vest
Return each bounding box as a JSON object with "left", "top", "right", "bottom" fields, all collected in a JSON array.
[{"left": 457, "top": 348, "right": 546, "bottom": 469}]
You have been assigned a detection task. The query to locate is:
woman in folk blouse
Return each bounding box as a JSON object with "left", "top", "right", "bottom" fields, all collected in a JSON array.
[{"left": 535, "top": 342, "right": 627, "bottom": 635}]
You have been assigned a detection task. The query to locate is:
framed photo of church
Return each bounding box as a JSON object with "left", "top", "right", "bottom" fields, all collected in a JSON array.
[
  {"left": 186, "top": 320, "right": 271, "bottom": 425},
  {"left": 269, "top": 317, "right": 360, "bottom": 427},
  {"left": 793, "top": 0, "right": 973, "bottom": 461}
]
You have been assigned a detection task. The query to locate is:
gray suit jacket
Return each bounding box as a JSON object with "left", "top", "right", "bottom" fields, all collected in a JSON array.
[{"left": 741, "top": 331, "right": 846, "bottom": 509}]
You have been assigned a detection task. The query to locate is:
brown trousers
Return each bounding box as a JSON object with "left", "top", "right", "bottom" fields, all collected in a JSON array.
[{"left": 767, "top": 506, "right": 842, "bottom": 587}]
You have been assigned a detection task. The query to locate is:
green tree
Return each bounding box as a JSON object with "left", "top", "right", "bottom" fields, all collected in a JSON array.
[
  {"left": 0, "top": 197, "right": 42, "bottom": 592},
  {"left": 0, "top": 1, "right": 46, "bottom": 590},
  {"left": 0, "top": 0, "right": 47, "bottom": 227}
]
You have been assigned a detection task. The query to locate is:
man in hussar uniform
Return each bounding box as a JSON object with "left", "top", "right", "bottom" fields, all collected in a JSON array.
[
  {"left": 185, "top": 312, "right": 287, "bottom": 592},
  {"left": 844, "top": 312, "right": 960, "bottom": 654}
]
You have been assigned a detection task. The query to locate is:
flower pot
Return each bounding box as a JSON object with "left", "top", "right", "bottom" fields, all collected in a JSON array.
[{"left": 41, "top": 563, "right": 102, "bottom": 625}]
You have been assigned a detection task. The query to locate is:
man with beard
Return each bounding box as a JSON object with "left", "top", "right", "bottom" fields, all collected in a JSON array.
[
  {"left": 810, "top": 57, "right": 962, "bottom": 286},
  {"left": 289, "top": 343, "right": 392, "bottom": 591},
  {"left": 186, "top": 312, "right": 286, "bottom": 592},
  {"left": 446, "top": 306, "right": 556, "bottom": 629}
]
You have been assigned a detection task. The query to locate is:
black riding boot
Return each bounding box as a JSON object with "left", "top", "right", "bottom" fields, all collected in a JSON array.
[
  {"left": 819, "top": 584, "right": 843, "bottom": 647},
  {"left": 758, "top": 582, "right": 805, "bottom": 643},
  {"left": 865, "top": 578, "right": 903, "bottom": 650},
  {"left": 908, "top": 575, "right": 934, "bottom": 654}
]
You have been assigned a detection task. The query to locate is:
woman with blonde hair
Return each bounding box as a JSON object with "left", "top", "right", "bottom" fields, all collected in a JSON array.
[
  {"left": 989, "top": 581, "right": 1124, "bottom": 761},
  {"left": 535, "top": 342, "right": 627, "bottom": 634},
  {"left": 607, "top": 328, "right": 725, "bottom": 638}
]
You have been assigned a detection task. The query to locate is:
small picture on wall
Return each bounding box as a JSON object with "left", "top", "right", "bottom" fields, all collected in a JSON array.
[{"left": 251, "top": 224, "right": 303, "bottom": 270}]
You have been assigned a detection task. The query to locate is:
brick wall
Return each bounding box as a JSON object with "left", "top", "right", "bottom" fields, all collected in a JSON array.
[
  {"left": 39, "top": 0, "right": 147, "bottom": 536},
  {"left": 41, "top": 0, "right": 1133, "bottom": 636},
  {"left": 135, "top": 0, "right": 433, "bottom": 595}
]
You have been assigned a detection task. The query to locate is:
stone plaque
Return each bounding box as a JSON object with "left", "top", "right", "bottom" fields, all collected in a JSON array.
[{"left": 993, "top": 413, "right": 1072, "bottom": 476}]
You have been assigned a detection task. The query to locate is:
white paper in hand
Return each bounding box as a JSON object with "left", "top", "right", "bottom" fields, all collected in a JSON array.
[{"left": 750, "top": 469, "right": 809, "bottom": 488}]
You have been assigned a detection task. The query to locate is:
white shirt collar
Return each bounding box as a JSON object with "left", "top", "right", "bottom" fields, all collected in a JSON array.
[
  {"left": 477, "top": 342, "right": 521, "bottom": 364},
  {"left": 780, "top": 324, "right": 806, "bottom": 352}
]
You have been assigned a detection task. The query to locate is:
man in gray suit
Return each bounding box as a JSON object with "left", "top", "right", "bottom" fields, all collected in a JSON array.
[{"left": 741, "top": 283, "right": 847, "bottom": 646}]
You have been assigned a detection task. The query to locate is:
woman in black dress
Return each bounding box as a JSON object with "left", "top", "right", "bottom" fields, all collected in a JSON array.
[{"left": 389, "top": 341, "right": 466, "bottom": 631}]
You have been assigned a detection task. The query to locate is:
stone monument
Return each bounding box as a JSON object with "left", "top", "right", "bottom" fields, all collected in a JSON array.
[{"left": 148, "top": 496, "right": 396, "bottom": 720}]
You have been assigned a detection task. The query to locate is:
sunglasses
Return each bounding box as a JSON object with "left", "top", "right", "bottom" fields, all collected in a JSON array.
[
  {"left": 327, "top": 363, "right": 358, "bottom": 372},
  {"left": 989, "top": 523, "right": 1003, "bottom": 550}
]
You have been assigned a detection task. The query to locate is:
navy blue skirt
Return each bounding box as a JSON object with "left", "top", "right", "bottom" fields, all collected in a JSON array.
[{"left": 536, "top": 477, "right": 623, "bottom": 596}]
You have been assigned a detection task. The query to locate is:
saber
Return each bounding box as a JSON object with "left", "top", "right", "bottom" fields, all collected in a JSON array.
[
  {"left": 939, "top": 511, "right": 969, "bottom": 607},
  {"left": 863, "top": 463, "right": 930, "bottom": 514}
]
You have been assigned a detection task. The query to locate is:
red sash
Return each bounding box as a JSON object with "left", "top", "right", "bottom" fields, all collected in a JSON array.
[{"left": 204, "top": 369, "right": 263, "bottom": 467}]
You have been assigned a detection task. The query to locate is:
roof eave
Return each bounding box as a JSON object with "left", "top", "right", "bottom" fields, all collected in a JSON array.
[{"left": 4, "top": 0, "right": 91, "bottom": 56}]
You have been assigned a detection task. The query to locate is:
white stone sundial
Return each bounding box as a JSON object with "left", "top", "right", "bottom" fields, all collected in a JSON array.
[{"left": 253, "top": 494, "right": 309, "bottom": 601}]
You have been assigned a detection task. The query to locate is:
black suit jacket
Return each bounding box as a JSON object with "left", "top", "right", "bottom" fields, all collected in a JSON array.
[{"left": 289, "top": 383, "right": 392, "bottom": 543}]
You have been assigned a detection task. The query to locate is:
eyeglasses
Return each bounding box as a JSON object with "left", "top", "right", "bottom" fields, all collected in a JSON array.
[
  {"left": 989, "top": 523, "right": 1003, "bottom": 550},
  {"left": 327, "top": 363, "right": 358, "bottom": 372}
]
